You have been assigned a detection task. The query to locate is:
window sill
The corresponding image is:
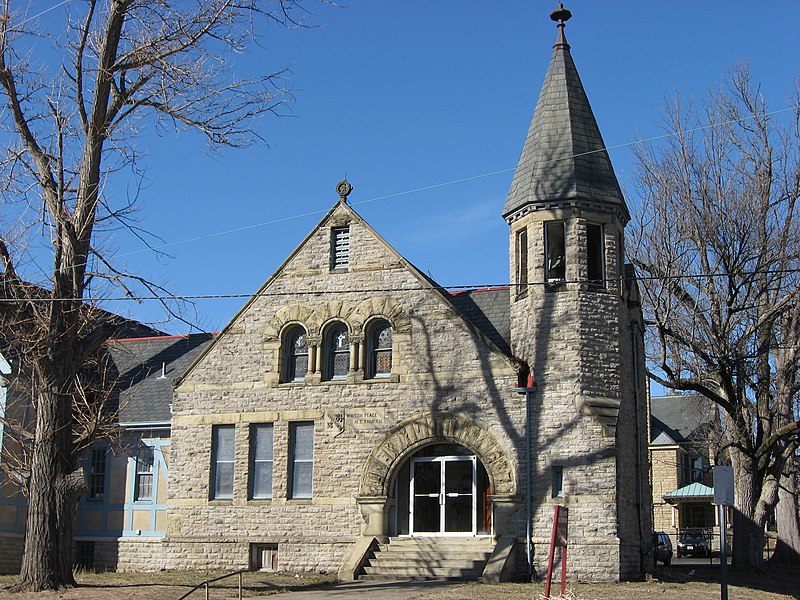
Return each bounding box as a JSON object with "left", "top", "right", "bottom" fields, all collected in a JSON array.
[
  {"left": 363, "top": 374, "right": 400, "bottom": 384},
  {"left": 275, "top": 373, "right": 400, "bottom": 386},
  {"left": 286, "top": 498, "right": 313, "bottom": 505},
  {"left": 247, "top": 499, "right": 273, "bottom": 505}
]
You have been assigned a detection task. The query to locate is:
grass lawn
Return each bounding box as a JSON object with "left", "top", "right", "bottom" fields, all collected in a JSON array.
[{"left": 0, "top": 566, "right": 796, "bottom": 599}]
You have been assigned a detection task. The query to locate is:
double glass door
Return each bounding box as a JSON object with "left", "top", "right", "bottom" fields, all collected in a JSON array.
[{"left": 410, "top": 455, "right": 476, "bottom": 536}]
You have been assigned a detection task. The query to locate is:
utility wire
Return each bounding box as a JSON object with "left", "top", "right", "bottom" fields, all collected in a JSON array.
[
  {"left": 105, "top": 103, "right": 800, "bottom": 262},
  {"left": 3, "top": 269, "right": 799, "bottom": 304},
  {"left": 17, "top": 0, "right": 70, "bottom": 27}
]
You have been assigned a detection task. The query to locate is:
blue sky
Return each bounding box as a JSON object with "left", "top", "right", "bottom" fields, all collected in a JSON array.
[{"left": 28, "top": 1, "right": 800, "bottom": 332}]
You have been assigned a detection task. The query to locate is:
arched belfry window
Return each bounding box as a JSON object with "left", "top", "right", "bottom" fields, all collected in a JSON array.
[
  {"left": 283, "top": 326, "right": 309, "bottom": 382},
  {"left": 325, "top": 323, "right": 350, "bottom": 380},
  {"left": 367, "top": 321, "right": 392, "bottom": 378}
]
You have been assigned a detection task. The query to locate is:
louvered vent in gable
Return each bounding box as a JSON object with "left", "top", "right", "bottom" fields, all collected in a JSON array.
[{"left": 331, "top": 226, "right": 350, "bottom": 270}]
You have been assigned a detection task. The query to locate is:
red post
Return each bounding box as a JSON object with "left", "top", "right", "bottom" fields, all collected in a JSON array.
[{"left": 544, "top": 505, "right": 569, "bottom": 600}]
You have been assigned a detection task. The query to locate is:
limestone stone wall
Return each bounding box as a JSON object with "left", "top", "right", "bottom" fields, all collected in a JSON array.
[
  {"left": 90, "top": 538, "right": 168, "bottom": 572},
  {"left": 168, "top": 203, "right": 523, "bottom": 574},
  {"left": 651, "top": 447, "right": 680, "bottom": 532},
  {"left": 507, "top": 208, "right": 649, "bottom": 581}
]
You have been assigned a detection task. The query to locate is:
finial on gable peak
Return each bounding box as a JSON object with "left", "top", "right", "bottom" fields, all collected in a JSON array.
[
  {"left": 550, "top": 2, "right": 571, "bottom": 50},
  {"left": 336, "top": 179, "right": 353, "bottom": 203}
]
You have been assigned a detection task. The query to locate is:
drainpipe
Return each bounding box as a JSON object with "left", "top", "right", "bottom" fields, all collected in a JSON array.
[
  {"left": 630, "top": 321, "right": 646, "bottom": 573},
  {"left": 515, "top": 368, "right": 538, "bottom": 581}
]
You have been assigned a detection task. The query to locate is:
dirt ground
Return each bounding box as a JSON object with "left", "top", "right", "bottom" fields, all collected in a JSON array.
[{"left": 0, "top": 566, "right": 796, "bottom": 600}]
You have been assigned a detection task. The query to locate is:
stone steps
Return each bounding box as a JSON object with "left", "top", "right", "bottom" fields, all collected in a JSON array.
[{"left": 360, "top": 537, "right": 494, "bottom": 581}]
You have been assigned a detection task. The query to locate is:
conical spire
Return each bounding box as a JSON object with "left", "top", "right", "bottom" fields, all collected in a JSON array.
[{"left": 503, "top": 4, "right": 628, "bottom": 221}]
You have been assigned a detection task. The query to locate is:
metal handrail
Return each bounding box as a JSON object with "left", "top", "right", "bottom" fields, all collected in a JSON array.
[{"left": 176, "top": 569, "right": 247, "bottom": 600}]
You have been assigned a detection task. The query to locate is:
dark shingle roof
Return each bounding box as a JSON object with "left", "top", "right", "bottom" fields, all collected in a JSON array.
[
  {"left": 447, "top": 288, "right": 511, "bottom": 356},
  {"left": 109, "top": 333, "right": 215, "bottom": 426},
  {"left": 503, "top": 24, "right": 627, "bottom": 219},
  {"left": 650, "top": 395, "right": 716, "bottom": 445}
]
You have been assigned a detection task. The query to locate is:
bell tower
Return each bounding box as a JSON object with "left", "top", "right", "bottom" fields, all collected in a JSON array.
[{"left": 504, "top": 4, "right": 650, "bottom": 580}]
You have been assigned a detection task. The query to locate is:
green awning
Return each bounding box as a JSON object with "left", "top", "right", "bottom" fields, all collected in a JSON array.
[{"left": 663, "top": 482, "right": 714, "bottom": 504}]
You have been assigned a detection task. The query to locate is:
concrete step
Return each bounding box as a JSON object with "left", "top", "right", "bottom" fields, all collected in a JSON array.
[
  {"left": 360, "top": 536, "right": 495, "bottom": 582},
  {"left": 362, "top": 565, "right": 484, "bottom": 578}
]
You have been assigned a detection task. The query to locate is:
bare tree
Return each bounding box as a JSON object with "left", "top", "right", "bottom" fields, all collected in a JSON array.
[
  {"left": 0, "top": 0, "right": 310, "bottom": 590},
  {"left": 631, "top": 64, "right": 800, "bottom": 569}
]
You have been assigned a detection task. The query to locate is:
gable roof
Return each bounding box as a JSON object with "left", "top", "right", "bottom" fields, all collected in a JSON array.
[
  {"left": 503, "top": 13, "right": 628, "bottom": 220},
  {"left": 177, "top": 197, "right": 517, "bottom": 385},
  {"left": 447, "top": 287, "right": 511, "bottom": 355},
  {"left": 108, "top": 333, "right": 215, "bottom": 427},
  {"left": 650, "top": 394, "right": 716, "bottom": 446},
  {"left": 0, "top": 275, "right": 165, "bottom": 361}
]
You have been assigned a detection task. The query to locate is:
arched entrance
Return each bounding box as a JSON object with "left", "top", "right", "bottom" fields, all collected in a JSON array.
[
  {"left": 393, "top": 443, "right": 492, "bottom": 536},
  {"left": 356, "top": 412, "right": 519, "bottom": 538}
]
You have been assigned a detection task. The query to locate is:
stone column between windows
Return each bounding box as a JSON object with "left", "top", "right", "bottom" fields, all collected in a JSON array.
[
  {"left": 350, "top": 335, "right": 363, "bottom": 372},
  {"left": 307, "top": 336, "right": 320, "bottom": 375}
]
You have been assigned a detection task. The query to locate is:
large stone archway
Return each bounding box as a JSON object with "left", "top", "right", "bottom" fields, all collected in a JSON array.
[{"left": 356, "top": 412, "right": 520, "bottom": 537}]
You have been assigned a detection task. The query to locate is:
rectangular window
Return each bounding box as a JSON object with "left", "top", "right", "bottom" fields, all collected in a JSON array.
[
  {"left": 212, "top": 425, "right": 235, "bottom": 500},
  {"left": 75, "top": 541, "right": 95, "bottom": 571},
  {"left": 289, "top": 422, "right": 314, "bottom": 499},
  {"left": 250, "top": 543, "right": 279, "bottom": 571},
  {"left": 587, "top": 223, "right": 605, "bottom": 289},
  {"left": 552, "top": 466, "right": 564, "bottom": 498},
  {"left": 88, "top": 447, "right": 107, "bottom": 501},
  {"left": 331, "top": 227, "right": 350, "bottom": 270},
  {"left": 250, "top": 424, "right": 274, "bottom": 500},
  {"left": 515, "top": 227, "right": 528, "bottom": 297},
  {"left": 134, "top": 446, "right": 154, "bottom": 501},
  {"left": 545, "top": 221, "right": 566, "bottom": 284}
]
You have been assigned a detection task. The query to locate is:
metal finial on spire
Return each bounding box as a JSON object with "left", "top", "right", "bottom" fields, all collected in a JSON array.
[
  {"left": 336, "top": 179, "right": 353, "bottom": 203},
  {"left": 550, "top": 3, "right": 571, "bottom": 49},
  {"left": 550, "top": 2, "right": 571, "bottom": 24}
]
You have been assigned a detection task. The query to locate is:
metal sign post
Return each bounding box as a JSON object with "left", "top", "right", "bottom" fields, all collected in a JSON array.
[
  {"left": 544, "top": 505, "right": 568, "bottom": 600},
  {"left": 713, "top": 466, "right": 734, "bottom": 600}
]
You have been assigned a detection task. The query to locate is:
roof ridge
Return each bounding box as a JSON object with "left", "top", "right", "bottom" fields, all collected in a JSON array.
[{"left": 109, "top": 332, "right": 217, "bottom": 344}]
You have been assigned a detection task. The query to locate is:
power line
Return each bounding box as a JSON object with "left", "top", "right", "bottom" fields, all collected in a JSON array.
[
  {"left": 3, "top": 268, "right": 798, "bottom": 304},
  {"left": 17, "top": 0, "right": 70, "bottom": 28},
  {"left": 105, "top": 104, "right": 800, "bottom": 262}
]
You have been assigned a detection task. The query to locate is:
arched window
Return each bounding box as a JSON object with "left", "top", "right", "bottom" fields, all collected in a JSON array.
[
  {"left": 325, "top": 323, "right": 350, "bottom": 380},
  {"left": 283, "top": 326, "right": 308, "bottom": 382},
  {"left": 367, "top": 321, "right": 392, "bottom": 378}
]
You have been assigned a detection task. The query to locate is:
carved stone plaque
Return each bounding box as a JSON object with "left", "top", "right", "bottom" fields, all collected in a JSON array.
[{"left": 346, "top": 408, "right": 387, "bottom": 431}]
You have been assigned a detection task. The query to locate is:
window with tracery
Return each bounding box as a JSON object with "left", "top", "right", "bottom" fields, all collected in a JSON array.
[
  {"left": 368, "top": 321, "right": 392, "bottom": 378},
  {"left": 325, "top": 323, "right": 350, "bottom": 380},
  {"left": 283, "top": 326, "right": 308, "bottom": 382}
]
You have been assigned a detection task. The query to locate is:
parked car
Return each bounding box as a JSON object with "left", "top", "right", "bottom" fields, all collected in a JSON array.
[
  {"left": 677, "top": 528, "right": 712, "bottom": 558},
  {"left": 653, "top": 531, "right": 673, "bottom": 566}
]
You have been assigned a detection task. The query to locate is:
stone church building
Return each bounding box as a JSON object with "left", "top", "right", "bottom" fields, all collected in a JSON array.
[
  {"left": 163, "top": 6, "right": 652, "bottom": 581},
  {"left": 0, "top": 5, "right": 651, "bottom": 583}
]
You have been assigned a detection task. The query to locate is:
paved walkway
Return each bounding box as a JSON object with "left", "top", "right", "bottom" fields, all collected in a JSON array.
[{"left": 266, "top": 579, "right": 461, "bottom": 599}]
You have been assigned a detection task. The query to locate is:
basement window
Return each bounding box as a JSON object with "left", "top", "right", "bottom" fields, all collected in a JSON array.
[
  {"left": 250, "top": 543, "right": 278, "bottom": 571},
  {"left": 75, "top": 541, "right": 95, "bottom": 572},
  {"left": 331, "top": 226, "right": 350, "bottom": 270}
]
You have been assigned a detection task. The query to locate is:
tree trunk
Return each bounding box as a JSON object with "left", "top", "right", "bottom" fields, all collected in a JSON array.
[
  {"left": 772, "top": 460, "right": 800, "bottom": 566},
  {"left": 18, "top": 389, "right": 61, "bottom": 591},
  {"left": 17, "top": 377, "right": 80, "bottom": 591},
  {"left": 731, "top": 452, "right": 765, "bottom": 569}
]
